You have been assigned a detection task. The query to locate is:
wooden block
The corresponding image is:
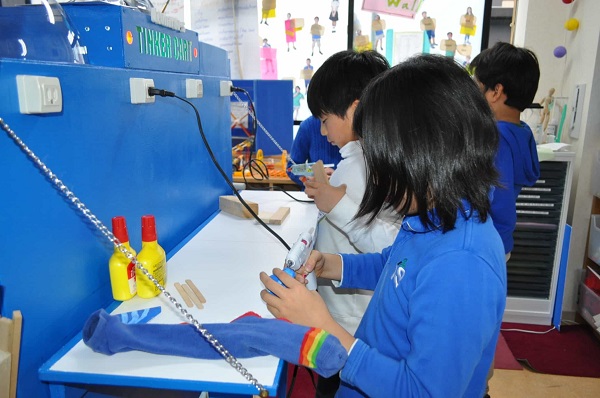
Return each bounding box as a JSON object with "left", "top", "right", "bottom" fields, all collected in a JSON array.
[
  {"left": 9, "top": 311, "right": 21, "bottom": 398},
  {"left": 0, "top": 350, "right": 10, "bottom": 398},
  {"left": 268, "top": 207, "right": 291, "bottom": 225},
  {"left": 0, "top": 311, "right": 21, "bottom": 398},
  {"left": 0, "top": 318, "right": 12, "bottom": 354},
  {"left": 312, "top": 160, "right": 329, "bottom": 185},
  {"left": 219, "top": 195, "right": 259, "bottom": 219}
]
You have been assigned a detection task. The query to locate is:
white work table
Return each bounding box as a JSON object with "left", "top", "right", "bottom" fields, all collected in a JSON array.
[{"left": 39, "top": 190, "right": 318, "bottom": 398}]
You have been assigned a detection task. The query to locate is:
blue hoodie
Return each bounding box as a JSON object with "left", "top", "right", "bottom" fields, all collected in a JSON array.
[
  {"left": 337, "top": 203, "right": 506, "bottom": 397},
  {"left": 492, "top": 121, "right": 540, "bottom": 254}
]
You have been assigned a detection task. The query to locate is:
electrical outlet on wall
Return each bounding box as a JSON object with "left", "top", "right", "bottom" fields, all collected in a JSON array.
[
  {"left": 130, "top": 78, "right": 155, "bottom": 104},
  {"left": 185, "top": 79, "right": 203, "bottom": 98},
  {"left": 16, "top": 75, "right": 63, "bottom": 114}
]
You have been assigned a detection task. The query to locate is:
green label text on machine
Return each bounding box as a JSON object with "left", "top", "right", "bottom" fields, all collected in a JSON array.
[{"left": 136, "top": 26, "right": 193, "bottom": 62}]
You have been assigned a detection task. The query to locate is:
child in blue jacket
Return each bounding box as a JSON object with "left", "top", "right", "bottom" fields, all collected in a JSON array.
[
  {"left": 260, "top": 55, "right": 507, "bottom": 397},
  {"left": 470, "top": 42, "right": 541, "bottom": 256}
]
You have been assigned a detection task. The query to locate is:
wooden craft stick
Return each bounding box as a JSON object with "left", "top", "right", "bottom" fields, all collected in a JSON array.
[
  {"left": 182, "top": 283, "right": 204, "bottom": 309},
  {"left": 185, "top": 279, "right": 207, "bottom": 303},
  {"left": 174, "top": 282, "right": 193, "bottom": 307}
]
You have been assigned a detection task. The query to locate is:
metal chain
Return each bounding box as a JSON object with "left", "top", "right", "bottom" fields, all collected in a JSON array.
[
  {"left": 0, "top": 117, "right": 269, "bottom": 398},
  {"left": 232, "top": 91, "right": 295, "bottom": 165}
]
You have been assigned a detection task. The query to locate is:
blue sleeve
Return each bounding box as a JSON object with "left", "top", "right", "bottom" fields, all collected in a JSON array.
[
  {"left": 492, "top": 137, "right": 516, "bottom": 253},
  {"left": 286, "top": 122, "right": 312, "bottom": 187},
  {"left": 341, "top": 252, "right": 505, "bottom": 397},
  {"left": 340, "top": 247, "right": 391, "bottom": 290}
]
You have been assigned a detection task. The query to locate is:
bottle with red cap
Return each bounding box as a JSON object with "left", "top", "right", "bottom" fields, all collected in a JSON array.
[
  {"left": 136, "top": 214, "right": 167, "bottom": 298},
  {"left": 109, "top": 216, "right": 137, "bottom": 301}
]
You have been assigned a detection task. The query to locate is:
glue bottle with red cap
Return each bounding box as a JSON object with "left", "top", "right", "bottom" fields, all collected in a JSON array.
[
  {"left": 136, "top": 215, "right": 167, "bottom": 298},
  {"left": 109, "top": 216, "right": 137, "bottom": 301}
]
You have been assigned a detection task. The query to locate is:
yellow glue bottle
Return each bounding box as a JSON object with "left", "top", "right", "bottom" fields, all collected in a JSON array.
[
  {"left": 109, "top": 216, "right": 137, "bottom": 301},
  {"left": 136, "top": 215, "right": 167, "bottom": 298}
]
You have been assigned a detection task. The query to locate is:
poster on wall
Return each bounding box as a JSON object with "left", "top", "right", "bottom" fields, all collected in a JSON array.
[
  {"left": 189, "top": 0, "right": 261, "bottom": 80},
  {"left": 361, "top": 0, "right": 423, "bottom": 19},
  {"left": 354, "top": 0, "right": 486, "bottom": 67}
]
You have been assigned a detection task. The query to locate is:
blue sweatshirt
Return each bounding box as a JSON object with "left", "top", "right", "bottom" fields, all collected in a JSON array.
[
  {"left": 492, "top": 121, "right": 540, "bottom": 253},
  {"left": 287, "top": 116, "right": 343, "bottom": 187},
  {"left": 337, "top": 204, "right": 506, "bottom": 398}
]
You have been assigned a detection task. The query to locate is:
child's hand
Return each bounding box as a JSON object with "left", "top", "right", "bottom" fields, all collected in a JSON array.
[
  {"left": 297, "top": 250, "right": 325, "bottom": 279},
  {"left": 303, "top": 180, "right": 346, "bottom": 213},
  {"left": 259, "top": 269, "right": 332, "bottom": 328}
]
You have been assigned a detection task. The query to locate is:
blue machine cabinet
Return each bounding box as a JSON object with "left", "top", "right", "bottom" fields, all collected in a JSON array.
[
  {"left": 0, "top": 4, "right": 231, "bottom": 398},
  {"left": 231, "top": 80, "right": 293, "bottom": 157}
]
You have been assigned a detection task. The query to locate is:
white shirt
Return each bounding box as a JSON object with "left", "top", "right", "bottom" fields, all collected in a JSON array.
[{"left": 315, "top": 140, "right": 401, "bottom": 335}]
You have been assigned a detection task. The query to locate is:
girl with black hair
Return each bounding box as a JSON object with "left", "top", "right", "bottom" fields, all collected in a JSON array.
[{"left": 261, "top": 54, "right": 506, "bottom": 398}]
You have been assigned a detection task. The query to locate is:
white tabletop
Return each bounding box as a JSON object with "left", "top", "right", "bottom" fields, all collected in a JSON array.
[{"left": 40, "top": 190, "right": 318, "bottom": 396}]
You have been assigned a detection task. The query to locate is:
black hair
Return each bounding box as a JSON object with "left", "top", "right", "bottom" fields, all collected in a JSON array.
[
  {"left": 354, "top": 54, "right": 499, "bottom": 232},
  {"left": 307, "top": 50, "right": 389, "bottom": 118},
  {"left": 470, "top": 42, "right": 540, "bottom": 112}
]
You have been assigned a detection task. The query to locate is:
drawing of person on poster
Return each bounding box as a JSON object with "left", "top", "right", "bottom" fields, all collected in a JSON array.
[
  {"left": 310, "top": 16, "right": 325, "bottom": 56},
  {"left": 441, "top": 32, "right": 457, "bottom": 58},
  {"left": 301, "top": 58, "right": 314, "bottom": 90},
  {"left": 372, "top": 14, "right": 386, "bottom": 51},
  {"left": 285, "top": 13, "right": 297, "bottom": 51},
  {"left": 460, "top": 7, "right": 477, "bottom": 44},
  {"left": 420, "top": 11, "right": 437, "bottom": 48},
  {"left": 260, "top": 0, "right": 276, "bottom": 25},
  {"left": 329, "top": 1, "right": 340, "bottom": 33}
]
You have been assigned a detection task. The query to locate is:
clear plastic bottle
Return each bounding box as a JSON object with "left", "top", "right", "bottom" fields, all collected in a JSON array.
[
  {"left": 109, "top": 216, "right": 137, "bottom": 301},
  {"left": 136, "top": 215, "right": 167, "bottom": 298}
]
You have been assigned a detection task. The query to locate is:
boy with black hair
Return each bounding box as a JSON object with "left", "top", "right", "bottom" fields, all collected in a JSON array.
[
  {"left": 470, "top": 42, "right": 541, "bottom": 259},
  {"left": 471, "top": 41, "right": 541, "bottom": 398},
  {"left": 303, "top": 50, "right": 401, "bottom": 398},
  {"left": 261, "top": 54, "right": 506, "bottom": 398}
]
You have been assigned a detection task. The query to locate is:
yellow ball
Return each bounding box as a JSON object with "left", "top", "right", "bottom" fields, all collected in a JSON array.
[{"left": 564, "top": 18, "right": 579, "bottom": 31}]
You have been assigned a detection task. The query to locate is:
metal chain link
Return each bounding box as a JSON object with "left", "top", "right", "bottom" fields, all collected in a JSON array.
[
  {"left": 232, "top": 91, "right": 295, "bottom": 165},
  {"left": 0, "top": 117, "right": 269, "bottom": 398}
]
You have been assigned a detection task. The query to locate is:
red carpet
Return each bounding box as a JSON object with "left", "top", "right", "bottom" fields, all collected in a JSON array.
[
  {"left": 494, "top": 333, "right": 522, "bottom": 370},
  {"left": 501, "top": 322, "right": 600, "bottom": 378}
]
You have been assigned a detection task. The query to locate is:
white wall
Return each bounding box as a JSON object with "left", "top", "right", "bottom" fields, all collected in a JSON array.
[{"left": 515, "top": 0, "right": 600, "bottom": 319}]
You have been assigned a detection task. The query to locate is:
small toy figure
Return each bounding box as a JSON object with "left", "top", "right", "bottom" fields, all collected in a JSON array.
[
  {"left": 329, "top": 1, "right": 340, "bottom": 33},
  {"left": 310, "top": 16, "right": 324, "bottom": 56},
  {"left": 420, "top": 11, "right": 437, "bottom": 48},
  {"left": 460, "top": 7, "right": 477, "bottom": 45},
  {"left": 372, "top": 15, "right": 386, "bottom": 51},
  {"left": 539, "top": 88, "right": 556, "bottom": 132}
]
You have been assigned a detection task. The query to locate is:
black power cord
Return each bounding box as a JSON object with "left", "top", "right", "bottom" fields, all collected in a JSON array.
[
  {"left": 149, "top": 86, "right": 316, "bottom": 397},
  {"left": 148, "top": 86, "right": 291, "bottom": 251}
]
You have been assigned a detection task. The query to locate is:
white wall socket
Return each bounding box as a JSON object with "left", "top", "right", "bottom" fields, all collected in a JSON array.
[
  {"left": 185, "top": 79, "right": 203, "bottom": 98},
  {"left": 220, "top": 80, "right": 232, "bottom": 97},
  {"left": 130, "top": 78, "right": 155, "bottom": 104},
  {"left": 16, "top": 75, "right": 62, "bottom": 114}
]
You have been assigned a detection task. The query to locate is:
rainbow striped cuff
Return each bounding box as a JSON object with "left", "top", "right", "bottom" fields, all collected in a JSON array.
[{"left": 299, "top": 328, "right": 329, "bottom": 368}]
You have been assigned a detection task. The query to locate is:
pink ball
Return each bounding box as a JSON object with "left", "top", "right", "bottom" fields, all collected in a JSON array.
[
  {"left": 562, "top": 0, "right": 574, "bottom": 4},
  {"left": 554, "top": 46, "right": 567, "bottom": 58}
]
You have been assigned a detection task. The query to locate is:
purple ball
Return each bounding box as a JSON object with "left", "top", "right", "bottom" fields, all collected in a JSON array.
[{"left": 554, "top": 46, "right": 567, "bottom": 58}]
